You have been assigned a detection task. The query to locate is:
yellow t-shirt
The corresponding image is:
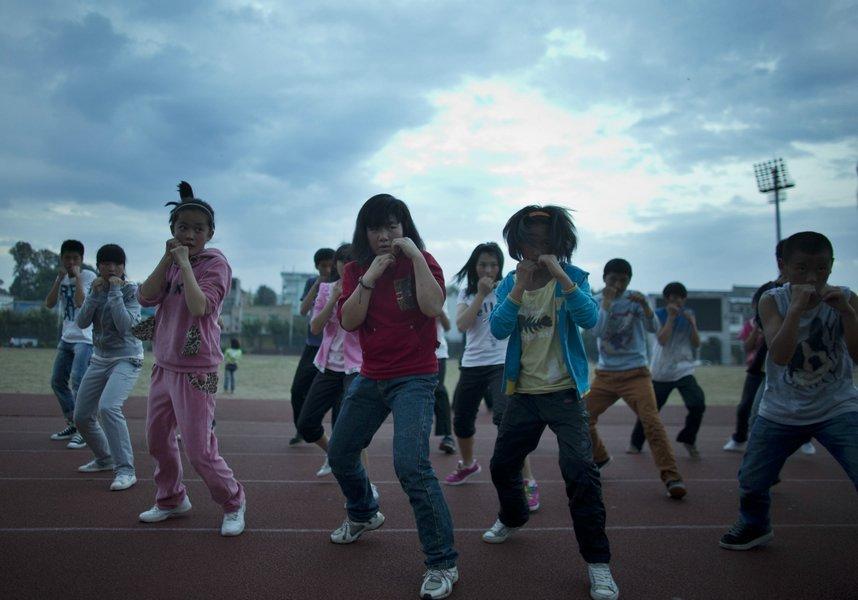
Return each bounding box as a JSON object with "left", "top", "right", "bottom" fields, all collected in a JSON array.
[{"left": 516, "top": 279, "right": 574, "bottom": 394}]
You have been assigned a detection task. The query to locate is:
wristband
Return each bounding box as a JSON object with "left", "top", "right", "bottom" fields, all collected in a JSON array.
[
  {"left": 358, "top": 277, "right": 374, "bottom": 290},
  {"left": 562, "top": 282, "right": 578, "bottom": 294}
]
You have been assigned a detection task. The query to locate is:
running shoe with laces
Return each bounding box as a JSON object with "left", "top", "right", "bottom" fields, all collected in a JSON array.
[
  {"left": 420, "top": 566, "right": 458, "bottom": 600},
  {"left": 330, "top": 511, "right": 385, "bottom": 544},
  {"left": 139, "top": 496, "right": 192, "bottom": 523},
  {"left": 66, "top": 433, "right": 87, "bottom": 449},
  {"left": 51, "top": 422, "right": 76, "bottom": 440},
  {"left": 221, "top": 501, "right": 246, "bottom": 537},
  {"left": 77, "top": 459, "right": 114, "bottom": 473},
  {"left": 524, "top": 479, "right": 540, "bottom": 512},
  {"left": 443, "top": 460, "right": 481, "bottom": 485},
  {"left": 481, "top": 518, "right": 518, "bottom": 544},
  {"left": 666, "top": 479, "right": 687, "bottom": 499},
  {"left": 719, "top": 520, "right": 773, "bottom": 550},
  {"left": 587, "top": 563, "right": 619, "bottom": 600}
]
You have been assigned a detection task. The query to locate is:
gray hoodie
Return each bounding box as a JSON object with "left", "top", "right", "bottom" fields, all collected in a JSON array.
[{"left": 76, "top": 281, "right": 144, "bottom": 359}]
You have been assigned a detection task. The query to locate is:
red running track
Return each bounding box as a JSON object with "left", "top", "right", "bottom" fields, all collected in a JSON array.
[{"left": 1, "top": 393, "right": 856, "bottom": 599}]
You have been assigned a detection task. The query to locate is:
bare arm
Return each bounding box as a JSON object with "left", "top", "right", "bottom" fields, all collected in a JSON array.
[
  {"left": 656, "top": 313, "right": 676, "bottom": 346},
  {"left": 456, "top": 299, "right": 483, "bottom": 332},
  {"left": 410, "top": 252, "right": 444, "bottom": 317},
  {"left": 688, "top": 315, "right": 701, "bottom": 348},
  {"left": 72, "top": 268, "right": 86, "bottom": 308},
  {"left": 300, "top": 278, "right": 321, "bottom": 316},
  {"left": 44, "top": 272, "right": 63, "bottom": 309},
  {"left": 743, "top": 324, "right": 762, "bottom": 354},
  {"left": 140, "top": 247, "right": 175, "bottom": 301},
  {"left": 841, "top": 294, "right": 858, "bottom": 364},
  {"left": 340, "top": 254, "right": 395, "bottom": 331},
  {"left": 438, "top": 310, "right": 451, "bottom": 331},
  {"left": 760, "top": 294, "right": 798, "bottom": 366}
]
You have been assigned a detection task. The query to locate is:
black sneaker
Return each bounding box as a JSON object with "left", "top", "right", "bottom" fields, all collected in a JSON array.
[
  {"left": 51, "top": 422, "right": 76, "bottom": 440},
  {"left": 719, "top": 521, "right": 773, "bottom": 550},
  {"left": 439, "top": 436, "right": 457, "bottom": 455},
  {"left": 666, "top": 479, "right": 687, "bottom": 499},
  {"left": 288, "top": 434, "right": 303, "bottom": 446},
  {"left": 66, "top": 433, "right": 87, "bottom": 449}
]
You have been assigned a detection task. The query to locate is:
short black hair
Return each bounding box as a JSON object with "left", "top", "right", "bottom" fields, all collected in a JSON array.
[
  {"left": 603, "top": 258, "right": 632, "bottom": 279},
  {"left": 782, "top": 231, "right": 834, "bottom": 263},
  {"left": 663, "top": 281, "right": 688, "bottom": 299},
  {"left": 313, "top": 248, "right": 336, "bottom": 266},
  {"left": 230, "top": 338, "right": 241, "bottom": 349},
  {"left": 351, "top": 194, "right": 425, "bottom": 266},
  {"left": 60, "top": 239, "right": 84, "bottom": 257},
  {"left": 96, "top": 244, "right": 126, "bottom": 265},
  {"left": 166, "top": 181, "right": 216, "bottom": 232},
  {"left": 329, "top": 244, "right": 352, "bottom": 283},
  {"left": 454, "top": 242, "right": 505, "bottom": 296},
  {"left": 502, "top": 205, "right": 577, "bottom": 262},
  {"left": 775, "top": 239, "right": 785, "bottom": 261}
]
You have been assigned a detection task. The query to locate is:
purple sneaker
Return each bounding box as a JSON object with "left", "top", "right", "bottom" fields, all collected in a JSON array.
[
  {"left": 524, "top": 479, "right": 540, "bottom": 512},
  {"left": 444, "top": 460, "right": 481, "bottom": 485}
]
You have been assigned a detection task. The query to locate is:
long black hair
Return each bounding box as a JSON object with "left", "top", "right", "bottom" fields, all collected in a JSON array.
[
  {"left": 351, "top": 194, "right": 425, "bottom": 265},
  {"left": 453, "top": 242, "right": 504, "bottom": 296},
  {"left": 166, "top": 181, "right": 216, "bottom": 232},
  {"left": 502, "top": 205, "right": 577, "bottom": 262}
]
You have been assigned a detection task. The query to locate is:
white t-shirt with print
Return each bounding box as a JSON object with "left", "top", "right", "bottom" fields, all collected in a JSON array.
[
  {"left": 58, "top": 270, "right": 96, "bottom": 344},
  {"left": 456, "top": 287, "right": 507, "bottom": 368},
  {"left": 435, "top": 318, "right": 449, "bottom": 359}
]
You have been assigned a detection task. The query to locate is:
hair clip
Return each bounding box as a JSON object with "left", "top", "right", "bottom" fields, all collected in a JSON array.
[{"left": 527, "top": 210, "right": 550, "bottom": 218}]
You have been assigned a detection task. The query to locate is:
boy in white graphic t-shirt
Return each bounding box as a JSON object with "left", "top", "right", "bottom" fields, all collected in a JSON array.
[{"left": 44, "top": 240, "right": 96, "bottom": 448}]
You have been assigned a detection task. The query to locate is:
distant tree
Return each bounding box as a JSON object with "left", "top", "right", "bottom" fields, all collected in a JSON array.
[
  {"left": 9, "top": 242, "right": 60, "bottom": 301},
  {"left": 267, "top": 315, "right": 290, "bottom": 352},
  {"left": 241, "top": 318, "right": 263, "bottom": 351},
  {"left": 255, "top": 285, "right": 278, "bottom": 306}
]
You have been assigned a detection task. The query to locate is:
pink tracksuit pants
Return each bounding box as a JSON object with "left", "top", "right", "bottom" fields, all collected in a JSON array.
[{"left": 147, "top": 365, "right": 244, "bottom": 513}]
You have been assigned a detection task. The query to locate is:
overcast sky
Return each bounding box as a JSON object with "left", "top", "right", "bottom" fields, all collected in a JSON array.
[{"left": 2, "top": 1, "right": 856, "bottom": 299}]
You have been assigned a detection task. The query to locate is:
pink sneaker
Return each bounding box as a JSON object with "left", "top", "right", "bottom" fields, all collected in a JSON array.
[
  {"left": 444, "top": 460, "right": 481, "bottom": 485},
  {"left": 524, "top": 479, "right": 540, "bottom": 512}
]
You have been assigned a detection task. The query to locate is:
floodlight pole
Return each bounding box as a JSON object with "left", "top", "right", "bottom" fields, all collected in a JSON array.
[
  {"left": 753, "top": 158, "right": 794, "bottom": 243},
  {"left": 771, "top": 165, "right": 782, "bottom": 242}
]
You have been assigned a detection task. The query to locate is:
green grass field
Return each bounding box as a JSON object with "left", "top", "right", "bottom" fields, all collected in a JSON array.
[{"left": 0, "top": 348, "right": 769, "bottom": 405}]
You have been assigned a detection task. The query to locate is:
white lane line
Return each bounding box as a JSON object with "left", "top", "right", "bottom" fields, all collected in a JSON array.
[
  {"left": 0, "top": 476, "right": 851, "bottom": 484},
  {"left": 1, "top": 524, "right": 856, "bottom": 534}
]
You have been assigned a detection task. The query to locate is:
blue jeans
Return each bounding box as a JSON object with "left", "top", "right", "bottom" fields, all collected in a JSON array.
[
  {"left": 50, "top": 341, "right": 93, "bottom": 419},
  {"left": 738, "top": 412, "right": 858, "bottom": 528},
  {"left": 328, "top": 374, "right": 458, "bottom": 569}
]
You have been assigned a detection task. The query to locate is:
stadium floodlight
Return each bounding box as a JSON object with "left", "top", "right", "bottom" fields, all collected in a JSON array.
[{"left": 753, "top": 158, "right": 795, "bottom": 242}]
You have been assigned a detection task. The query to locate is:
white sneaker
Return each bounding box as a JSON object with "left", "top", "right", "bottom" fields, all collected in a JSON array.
[
  {"left": 482, "top": 518, "right": 518, "bottom": 544},
  {"left": 587, "top": 563, "right": 619, "bottom": 600},
  {"left": 800, "top": 441, "right": 816, "bottom": 455},
  {"left": 66, "top": 433, "right": 87, "bottom": 449},
  {"left": 110, "top": 474, "right": 137, "bottom": 491},
  {"left": 420, "top": 566, "right": 459, "bottom": 599},
  {"left": 221, "top": 502, "right": 246, "bottom": 537},
  {"left": 77, "top": 459, "right": 114, "bottom": 473},
  {"left": 139, "top": 496, "right": 192, "bottom": 523},
  {"left": 330, "top": 511, "right": 385, "bottom": 544},
  {"left": 316, "top": 457, "right": 332, "bottom": 477},
  {"left": 723, "top": 438, "right": 746, "bottom": 453}
]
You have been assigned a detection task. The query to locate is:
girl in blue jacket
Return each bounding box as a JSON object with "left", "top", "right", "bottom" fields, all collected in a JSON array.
[{"left": 482, "top": 206, "right": 619, "bottom": 600}]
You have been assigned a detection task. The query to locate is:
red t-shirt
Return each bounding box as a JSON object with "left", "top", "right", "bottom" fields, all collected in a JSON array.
[{"left": 337, "top": 251, "right": 445, "bottom": 380}]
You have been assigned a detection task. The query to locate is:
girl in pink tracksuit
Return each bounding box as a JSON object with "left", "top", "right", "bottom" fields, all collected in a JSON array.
[{"left": 136, "top": 181, "right": 246, "bottom": 536}]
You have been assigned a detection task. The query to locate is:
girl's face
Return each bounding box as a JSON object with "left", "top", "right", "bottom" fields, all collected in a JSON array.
[
  {"left": 476, "top": 252, "right": 500, "bottom": 280},
  {"left": 336, "top": 259, "right": 347, "bottom": 278},
  {"left": 367, "top": 217, "right": 403, "bottom": 256},
  {"left": 520, "top": 223, "right": 551, "bottom": 262},
  {"left": 172, "top": 208, "right": 213, "bottom": 256},
  {"left": 98, "top": 261, "right": 125, "bottom": 280}
]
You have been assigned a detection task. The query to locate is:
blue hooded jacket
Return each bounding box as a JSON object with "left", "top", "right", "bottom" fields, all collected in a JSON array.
[{"left": 489, "top": 264, "right": 598, "bottom": 395}]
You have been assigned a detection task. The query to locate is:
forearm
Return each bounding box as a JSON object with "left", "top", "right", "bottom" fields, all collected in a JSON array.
[
  {"left": 690, "top": 327, "right": 701, "bottom": 348},
  {"left": 340, "top": 287, "right": 371, "bottom": 331},
  {"left": 768, "top": 309, "right": 802, "bottom": 365},
  {"left": 656, "top": 319, "right": 675, "bottom": 346},
  {"left": 44, "top": 278, "right": 61, "bottom": 309},
  {"left": 300, "top": 281, "right": 320, "bottom": 316},
  {"left": 841, "top": 310, "right": 858, "bottom": 364},
  {"left": 108, "top": 289, "right": 139, "bottom": 333},
  {"left": 456, "top": 297, "right": 485, "bottom": 332},
  {"left": 179, "top": 264, "right": 208, "bottom": 317},
  {"left": 73, "top": 275, "right": 85, "bottom": 308},
  {"left": 310, "top": 299, "right": 336, "bottom": 335},
  {"left": 412, "top": 255, "right": 444, "bottom": 317},
  {"left": 140, "top": 254, "right": 172, "bottom": 300},
  {"left": 592, "top": 307, "right": 610, "bottom": 337},
  {"left": 75, "top": 294, "right": 101, "bottom": 329}
]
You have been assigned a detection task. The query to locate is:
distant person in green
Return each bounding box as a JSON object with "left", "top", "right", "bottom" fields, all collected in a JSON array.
[{"left": 223, "top": 338, "right": 242, "bottom": 394}]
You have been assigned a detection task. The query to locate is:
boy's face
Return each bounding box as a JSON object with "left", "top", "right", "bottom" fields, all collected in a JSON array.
[
  {"left": 172, "top": 208, "right": 213, "bottom": 256},
  {"left": 603, "top": 272, "right": 630, "bottom": 295},
  {"left": 784, "top": 250, "right": 832, "bottom": 293},
  {"left": 316, "top": 259, "right": 334, "bottom": 280},
  {"left": 60, "top": 252, "right": 82, "bottom": 275},
  {"left": 665, "top": 293, "right": 686, "bottom": 308}
]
